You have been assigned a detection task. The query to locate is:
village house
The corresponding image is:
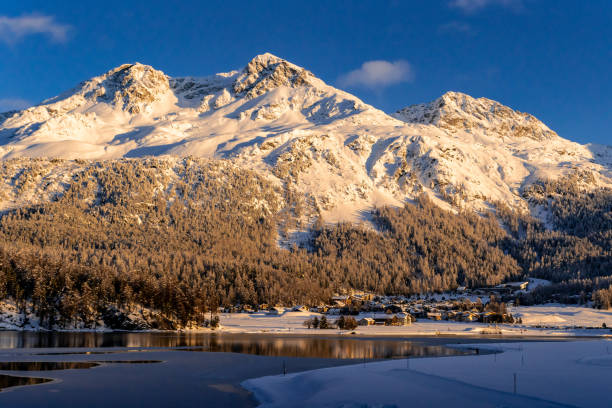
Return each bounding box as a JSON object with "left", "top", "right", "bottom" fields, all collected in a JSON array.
[
  {"left": 394, "top": 313, "right": 411, "bottom": 325},
  {"left": 504, "top": 281, "right": 529, "bottom": 291},
  {"left": 268, "top": 306, "right": 285, "bottom": 315},
  {"left": 462, "top": 311, "right": 478, "bottom": 322},
  {"left": 326, "top": 307, "right": 342, "bottom": 315},
  {"left": 427, "top": 312, "right": 442, "bottom": 321}
]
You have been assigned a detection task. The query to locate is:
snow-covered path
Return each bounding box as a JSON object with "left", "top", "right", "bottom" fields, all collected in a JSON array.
[{"left": 242, "top": 340, "right": 612, "bottom": 407}]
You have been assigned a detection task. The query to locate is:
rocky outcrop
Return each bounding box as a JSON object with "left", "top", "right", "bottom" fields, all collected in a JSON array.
[
  {"left": 233, "top": 53, "right": 313, "bottom": 99},
  {"left": 92, "top": 63, "right": 171, "bottom": 114}
]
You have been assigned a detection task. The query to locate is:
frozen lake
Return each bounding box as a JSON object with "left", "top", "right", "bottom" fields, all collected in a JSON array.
[
  {"left": 0, "top": 331, "right": 495, "bottom": 407},
  {"left": 0, "top": 331, "right": 605, "bottom": 407}
]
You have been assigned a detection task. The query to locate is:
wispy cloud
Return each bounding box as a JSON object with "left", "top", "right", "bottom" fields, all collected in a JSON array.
[
  {"left": 0, "top": 14, "right": 71, "bottom": 45},
  {"left": 449, "top": 0, "right": 524, "bottom": 13},
  {"left": 0, "top": 98, "right": 31, "bottom": 112},
  {"left": 438, "top": 21, "right": 474, "bottom": 35},
  {"left": 337, "top": 60, "right": 414, "bottom": 90}
]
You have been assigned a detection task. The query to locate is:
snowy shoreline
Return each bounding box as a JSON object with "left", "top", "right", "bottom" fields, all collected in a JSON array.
[
  {"left": 2, "top": 304, "right": 611, "bottom": 337},
  {"left": 242, "top": 339, "right": 612, "bottom": 407}
]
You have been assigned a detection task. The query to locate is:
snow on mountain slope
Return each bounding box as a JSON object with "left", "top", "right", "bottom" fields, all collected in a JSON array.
[
  {"left": 392, "top": 91, "right": 612, "bottom": 207},
  {"left": 0, "top": 54, "right": 610, "bottom": 223}
]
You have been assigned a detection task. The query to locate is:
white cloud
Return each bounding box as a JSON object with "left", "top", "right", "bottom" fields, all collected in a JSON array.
[
  {"left": 449, "top": 0, "right": 523, "bottom": 13},
  {"left": 337, "top": 60, "right": 414, "bottom": 89},
  {"left": 0, "top": 98, "right": 31, "bottom": 112},
  {"left": 0, "top": 14, "right": 71, "bottom": 45}
]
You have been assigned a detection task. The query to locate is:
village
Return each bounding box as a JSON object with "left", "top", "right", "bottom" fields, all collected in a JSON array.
[{"left": 221, "top": 281, "right": 533, "bottom": 328}]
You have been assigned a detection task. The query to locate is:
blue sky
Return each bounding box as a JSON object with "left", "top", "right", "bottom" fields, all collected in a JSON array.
[{"left": 1, "top": 0, "right": 610, "bottom": 144}]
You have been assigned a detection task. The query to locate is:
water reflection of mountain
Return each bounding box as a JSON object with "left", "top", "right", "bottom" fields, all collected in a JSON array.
[
  {"left": 0, "top": 332, "right": 472, "bottom": 360},
  {"left": 0, "top": 362, "right": 99, "bottom": 371},
  {"left": 187, "top": 337, "right": 472, "bottom": 359},
  {"left": 0, "top": 374, "right": 52, "bottom": 391}
]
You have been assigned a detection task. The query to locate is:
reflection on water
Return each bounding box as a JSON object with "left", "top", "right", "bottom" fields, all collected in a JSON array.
[
  {"left": 0, "top": 332, "right": 244, "bottom": 349},
  {"left": 99, "top": 360, "right": 161, "bottom": 364},
  {"left": 0, "top": 374, "right": 52, "bottom": 391},
  {"left": 179, "top": 337, "right": 475, "bottom": 359},
  {"left": 0, "top": 361, "right": 161, "bottom": 371},
  {"left": 0, "top": 362, "right": 99, "bottom": 371},
  {"left": 35, "top": 350, "right": 154, "bottom": 356},
  {"left": 0, "top": 331, "right": 478, "bottom": 360}
]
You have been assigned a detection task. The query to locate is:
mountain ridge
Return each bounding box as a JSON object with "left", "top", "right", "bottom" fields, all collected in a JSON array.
[{"left": 0, "top": 53, "right": 610, "bottom": 225}]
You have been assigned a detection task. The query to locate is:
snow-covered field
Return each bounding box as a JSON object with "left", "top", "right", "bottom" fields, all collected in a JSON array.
[
  {"left": 219, "top": 305, "right": 612, "bottom": 338},
  {"left": 511, "top": 304, "right": 612, "bottom": 328},
  {"left": 242, "top": 339, "right": 612, "bottom": 407},
  {"left": 2, "top": 303, "right": 610, "bottom": 335}
]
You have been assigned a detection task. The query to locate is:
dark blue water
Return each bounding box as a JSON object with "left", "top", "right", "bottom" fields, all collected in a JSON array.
[{"left": 0, "top": 331, "right": 479, "bottom": 407}]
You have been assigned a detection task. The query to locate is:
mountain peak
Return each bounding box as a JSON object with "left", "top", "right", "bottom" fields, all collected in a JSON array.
[
  {"left": 247, "top": 52, "right": 287, "bottom": 67},
  {"left": 84, "top": 62, "right": 170, "bottom": 114},
  {"left": 37, "top": 62, "right": 171, "bottom": 115},
  {"left": 233, "top": 53, "right": 314, "bottom": 98},
  {"left": 394, "top": 91, "right": 558, "bottom": 141}
]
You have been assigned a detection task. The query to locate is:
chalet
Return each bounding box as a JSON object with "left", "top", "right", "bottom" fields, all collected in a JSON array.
[
  {"left": 481, "top": 311, "right": 498, "bottom": 323},
  {"left": 326, "top": 308, "right": 342, "bottom": 315},
  {"left": 291, "top": 305, "right": 309, "bottom": 312},
  {"left": 462, "top": 312, "right": 478, "bottom": 322},
  {"left": 427, "top": 312, "right": 442, "bottom": 321},
  {"left": 384, "top": 304, "right": 403, "bottom": 313},
  {"left": 444, "top": 310, "right": 459, "bottom": 320},
  {"left": 505, "top": 281, "right": 529, "bottom": 291},
  {"left": 372, "top": 313, "right": 392, "bottom": 325},
  {"left": 349, "top": 290, "right": 374, "bottom": 301},
  {"left": 359, "top": 317, "right": 375, "bottom": 326},
  {"left": 268, "top": 306, "right": 285, "bottom": 315},
  {"left": 332, "top": 295, "right": 349, "bottom": 305},
  {"left": 395, "top": 313, "right": 411, "bottom": 325},
  {"left": 410, "top": 307, "right": 426, "bottom": 318},
  {"left": 368, "top": 303, "right": 386, "bottom": 312},
  {"left": 437, "top": 302, "right": 454, "bottom": 310}
]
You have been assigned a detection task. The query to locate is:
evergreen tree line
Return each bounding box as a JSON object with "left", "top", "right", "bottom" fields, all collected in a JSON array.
[
  {"left": 309, "top": 195, "right": 522, "bottom": 294},
  {"left": 496, "top": 172, "right": 612, "bottom": 305}
]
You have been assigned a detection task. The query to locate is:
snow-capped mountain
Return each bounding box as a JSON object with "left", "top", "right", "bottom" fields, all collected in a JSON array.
[{"left": 0, "top": 53, "right": 610, "bottom": 222}]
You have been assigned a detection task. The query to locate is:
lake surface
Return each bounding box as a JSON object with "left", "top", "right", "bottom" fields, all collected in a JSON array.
[
  {"left": 0, "top": 331, "right": 477, "bottom": 358},
  {"left": 0, "top": 331, "right": 505, "bottom": 407}
]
